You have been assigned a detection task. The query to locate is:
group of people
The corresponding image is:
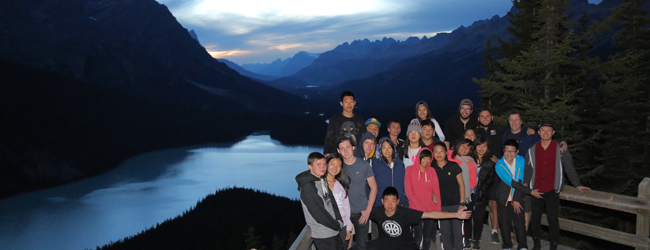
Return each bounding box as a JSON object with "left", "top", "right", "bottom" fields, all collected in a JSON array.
[{"left": 296, "top": 91, "right": 591, "bottom": 250}]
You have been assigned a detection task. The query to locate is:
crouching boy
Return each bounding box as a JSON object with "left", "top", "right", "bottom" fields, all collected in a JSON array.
[{"left": 366, "top": 187, "right": 471, "bottom": 250}]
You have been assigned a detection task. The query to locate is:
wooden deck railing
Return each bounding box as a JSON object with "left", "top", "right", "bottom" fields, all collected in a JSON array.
[{"left": 289, "top": 177, "right": 650, "bottom": 250}]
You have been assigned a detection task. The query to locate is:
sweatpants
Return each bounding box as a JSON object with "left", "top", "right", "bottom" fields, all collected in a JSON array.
[
  {"left": 531, "top": 191, "right": 561, "bottom": 244},
  {"left": 351, "top": 212, "right": 369, "bottom": 250},
  {"left": 414, "top": 218, "right": 436, "bottom": 250},
  {"left": 497, "top": 201, "right": 527, "bottom": 250},
  {"left": 440, "top": 205, "right": 464, "bottom": 250},
  {"left": 313, "top": 231, "right": 345, "bottom": 250}
]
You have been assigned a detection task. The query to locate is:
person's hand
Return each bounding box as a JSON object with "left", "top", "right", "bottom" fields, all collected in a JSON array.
[
  {"left": 432, "top": 194, "right": 439, "bottom": 204},
  {"left": 513, "top": 201, "right": 523, "bottom": 214},
  {"left": 576, "top": 186, "right": 591, "bottom": 193},
  {"left": 491, "top": 155, "right": 498, "bottom": 163},
  {"left": 527, "top": 127, "right": 535, "bottom": 135},
  {"left": 345, "top": 231, "right": 351, "bottom": 240},
  {"left": 456, "top": 210, "right": 472, "bottom": 220},
  {"left": 359, "top": 209, "right": 371, "bottom": 224},
  {"left": 347, "top": 234, "right": 353, "bottom": 249},
  {"left": 458, "top": 205, "right": 466, "bottom": 212},
  {"left": 560, "top": 141, "right": 568, "bottom": 152},
  {"left": 530, "top": 189, "right": 543, "bottom": 199}
]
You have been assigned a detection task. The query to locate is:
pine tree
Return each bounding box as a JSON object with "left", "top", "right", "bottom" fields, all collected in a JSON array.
[
  {"left": 594, "top": 0, "right": 650, "bottom": 193},
  {"left": 243, "top": 226, "right": 265, "bottom": 250},
  {"left": 272, "top": 235, "right": 284, "bottom": 250}
]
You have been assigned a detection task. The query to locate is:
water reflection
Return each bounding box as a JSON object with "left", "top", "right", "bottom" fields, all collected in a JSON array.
[{"left": 0, "top": 135, "right": 318, "bottom": 250}]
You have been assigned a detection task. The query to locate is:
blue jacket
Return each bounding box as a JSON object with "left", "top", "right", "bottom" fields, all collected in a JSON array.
[
  {"left": 373, "top": 137, "right": 409, "bottom": 208},
  {"left": 495, "top": 155, "right": 530, "bottom": 205}
]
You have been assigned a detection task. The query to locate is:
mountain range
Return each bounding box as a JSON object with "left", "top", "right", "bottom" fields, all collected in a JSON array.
[
  {"left": 0, "top": 0, "right": 314, "bottom": 114},
  {"left": 239, "top": 51, "right": 320, "bottom": 78}
]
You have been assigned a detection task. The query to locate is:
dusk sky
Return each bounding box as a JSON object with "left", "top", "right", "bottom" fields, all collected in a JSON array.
[{"left": 156, "top": 0, "right": 601, "bottom": 64}]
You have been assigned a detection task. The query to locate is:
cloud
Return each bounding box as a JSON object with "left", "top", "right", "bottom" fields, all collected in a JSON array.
[{"left": 157, "top": 0, "right": 514, "bottom": 64}]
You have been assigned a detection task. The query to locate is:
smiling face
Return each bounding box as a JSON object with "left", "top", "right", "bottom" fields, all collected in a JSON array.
[
  {"left": 457, "top": 143, "right": 471, "bottom": 156},
  {"left": 337, "top": 140, "right": 355, "bottom": 160},
  {"left": 366, "top": 124, "right": 379, "bottom": 138},
  {"left": 509, "top": 113, "right": 523, "bottom": 131},
  {"left": 433, "top": 145, "right": 447, "bottom": 163},
  {"left": 460, "top": 105, "right": 472, "bottom": 119},
  {"left": 340, "top": 96, "right": 356, "bottom": 113},
  {"left": 538, "top": 126, "right": 555, "bottom": 140},
  {"left": 309, "top": 158, "right": 327, "bottom": 177},
  {"left": 504, "top": 145, "right": 518, "bottom": 162},
  {"left": 326, "top": 158, "right": 342, "bottom": 178},
  {"left": 417, "top": 105, "right": 428, "bottom": 120},
  {"left": 476, "top": 141, "right": 488, "bottom": 156},
  {"left": 478, "top": 110, "right": 492, "bottom": 127},
  {"left": 420, "top": 156, "right": 431, "bottom": 168},
  {"left": 464, "top": 129, "right": 476, "bottom": 142}
]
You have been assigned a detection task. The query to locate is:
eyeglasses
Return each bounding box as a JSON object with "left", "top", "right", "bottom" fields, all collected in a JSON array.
[{"left": 504, "top": 150, "right": 517, "bottom": 154}]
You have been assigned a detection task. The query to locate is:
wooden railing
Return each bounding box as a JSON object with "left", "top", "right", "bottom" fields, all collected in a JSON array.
[
  {"left": 546, "top": 177, "right": 650, "bottom": 250},
  {"left": 289, "top": 177, "right": 650, "bottom": 250}
]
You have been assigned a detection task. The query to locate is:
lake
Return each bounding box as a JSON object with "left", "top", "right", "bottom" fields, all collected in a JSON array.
[{"left": 0, "top": 135, "right": 318, "bottom": 250}]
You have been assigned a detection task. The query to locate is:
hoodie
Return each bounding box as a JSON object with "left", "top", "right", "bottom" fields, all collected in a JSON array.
[
  {"left": 355, "top": 131, "right": 376, "bottom": 166},
  {"left": 404, "top": 148, "right": 441, "bottom": 212},
  {"left": 295, "top": 170, "right": 344, "bottom": 238},
  {"left": 373, "top": 137, "right": 409, "bottom": 207}
]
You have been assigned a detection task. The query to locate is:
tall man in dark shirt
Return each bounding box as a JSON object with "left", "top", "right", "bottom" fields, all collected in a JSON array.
[
  {"left": 323, "top": 91, "right": 366, "bottom": 157},
  {"left": 444, "top": 99, "right": 478, "bottom": 149},
  {"left": 524, "top": 123, "right": 590, "bottom": 250}
]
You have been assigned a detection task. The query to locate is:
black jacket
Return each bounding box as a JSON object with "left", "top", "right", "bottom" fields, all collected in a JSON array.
[{"left": 474, "top": 160, "right": 496, "bottom": 206}]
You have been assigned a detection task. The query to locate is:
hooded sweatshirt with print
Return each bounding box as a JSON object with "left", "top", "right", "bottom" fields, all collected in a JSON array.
[
  {"left": 404, "top": 148, "right": 441, "bottom": 212},
  {"left": 373, "top": 137, "right": 408, "bottom": 207},
  {"left": 295, "top": 170, "right": 344, "bottom": 238}
]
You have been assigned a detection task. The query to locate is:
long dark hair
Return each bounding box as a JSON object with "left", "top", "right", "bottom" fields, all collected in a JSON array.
[
  {"left": 452, "top": 138, "right": 473, "bottom": 158},
  {"left": 472, "top": 136, "right": 492, "bottom": 164},
  {"left": 325, "top": 153, "right": 349, "bottom": 197},
  {"left": 403, "top": 131, "right": 426, "bottom": 158},
  {"left": 380, "top": 139, "right": 395, "bottom": 165}
]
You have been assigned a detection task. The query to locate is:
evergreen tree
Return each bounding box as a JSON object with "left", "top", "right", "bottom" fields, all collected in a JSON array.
[
  {"left": 243, "top": 226, "right": 265, "bottom": 250},
  {"left": 272, "top": 235, "right": 284, "bottom": 250},
  {"left": 595, "top": 0, "right": 650, "bottom": 193}
]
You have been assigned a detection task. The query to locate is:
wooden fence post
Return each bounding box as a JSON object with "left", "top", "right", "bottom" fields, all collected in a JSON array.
[{"left": 637, "top": 178, "right": 650, "bottom": 250}]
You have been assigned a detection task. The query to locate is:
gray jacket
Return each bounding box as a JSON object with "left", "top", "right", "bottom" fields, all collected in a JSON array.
[{"left": 523, "top": 141, "right": 583, "bottom": 193}]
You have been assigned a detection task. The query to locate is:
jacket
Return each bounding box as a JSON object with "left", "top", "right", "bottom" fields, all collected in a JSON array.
[
  {"left": 501, "top": 126, "right": 540, "bottom": 157},
  {"left": 495, "top": 155, "right": 530, "bottom": 205},
  {"left": 524, "top": 141, "right": 583, "bottom": 193},
  {"left": 295, "top": 170, "right": 344, "bottom": 238},
  {"left": 355, "top": 131, "right": 377, "bottom": 166},
  {"left": 373, "top": 137, "right": 409, "bottom": 207},
  {"left": 404, "top": 148, "right": 441, "bottom": 212},
  {"left": 474, "top": 160, "right": 496, "bottom": 207}
]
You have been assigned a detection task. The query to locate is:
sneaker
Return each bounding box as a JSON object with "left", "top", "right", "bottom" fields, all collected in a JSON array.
[
  {"left": 472, "top": 240, "right": 481, "bottom": 249},
  {"left": 464, "top": 238, "right": 472, "bottom": 250},
  {"left": 491, "top": 231, "right": 500, "bottom": 244}
]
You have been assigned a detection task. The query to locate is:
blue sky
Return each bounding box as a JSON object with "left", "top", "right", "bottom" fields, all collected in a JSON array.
[{"left": 156, "top": 0, "right": 600, "bottom": 64}]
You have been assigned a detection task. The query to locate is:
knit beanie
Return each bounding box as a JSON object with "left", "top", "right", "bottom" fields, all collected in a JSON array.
[{"left": 407, "top": 120, "right": 422, "bottom": 135}]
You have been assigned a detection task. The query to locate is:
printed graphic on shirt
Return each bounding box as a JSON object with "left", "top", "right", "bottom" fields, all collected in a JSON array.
[
  {"left": 340, "top": 121, "right": 360, "bottom": 146},
  {"left": 382, "top": 220, "right": 402, "bottom": 237}
]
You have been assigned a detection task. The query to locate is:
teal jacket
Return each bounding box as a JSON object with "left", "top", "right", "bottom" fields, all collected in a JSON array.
[{"left": 495, "top": 155, "right": 530, "bottom": 205}]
